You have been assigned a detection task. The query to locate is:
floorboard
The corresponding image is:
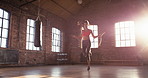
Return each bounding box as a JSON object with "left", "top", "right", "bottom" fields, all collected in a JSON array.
[{"left": 0, "top": 65, "right": 147, "bottom": 78}]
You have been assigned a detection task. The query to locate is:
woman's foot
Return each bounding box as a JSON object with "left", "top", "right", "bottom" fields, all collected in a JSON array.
[{"left": 87, "top": 66, "right": 90, "bottom": 71}]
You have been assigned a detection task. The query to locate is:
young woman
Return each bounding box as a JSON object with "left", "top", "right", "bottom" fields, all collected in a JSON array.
[{"left": 73, "top": 20, "right": 105, "bottom": 71}]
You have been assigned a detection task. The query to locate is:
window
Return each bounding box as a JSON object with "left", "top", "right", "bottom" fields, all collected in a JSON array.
[
  {"left": 88, "top": 25, "right": 98, "bottom": 48},
  {"left": 115, "top": 21, "right": 136, "bottom": 47},
  {"left": 26, "top": 19, "right": 42, "bottom": 50},
  {"left": 52, "top": 27, "right": 63, "bottom": 52},
  {"left": 0, "top": 8, "right": 10, "bottom": 48}
]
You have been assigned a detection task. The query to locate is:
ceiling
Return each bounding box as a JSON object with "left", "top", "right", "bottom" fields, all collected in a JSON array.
[
  {"left": 36, "top": 0, "right": 95, "bottom": 20},
  {"left": 2, "top": 0, "right": 148, "bottom": 21},
  {"left": 1, "top": 0, "right": 95, "bottom": 20},
  {"left": 21, "top": 0, "right": 94, "bottom": 20}
]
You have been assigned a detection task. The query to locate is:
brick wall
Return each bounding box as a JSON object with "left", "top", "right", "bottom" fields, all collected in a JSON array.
[
  {"left": 0, "top": 0, "right": 67, "bottom": 66},
  {"left": 0, "top": 0, "right": 147, "bottom": 66},
  {"left": 67, "top": 0, "right": 145, "bottom": 65}
]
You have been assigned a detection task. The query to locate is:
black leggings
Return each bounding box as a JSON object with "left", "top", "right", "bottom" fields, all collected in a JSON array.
[{"left": 82, "top": 40, "right": 91, "bottom": 54}]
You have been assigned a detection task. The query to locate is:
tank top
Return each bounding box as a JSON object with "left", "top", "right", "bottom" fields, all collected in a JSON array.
[{"left": 82, "top": 30, "right": 91, "bottom": 37}]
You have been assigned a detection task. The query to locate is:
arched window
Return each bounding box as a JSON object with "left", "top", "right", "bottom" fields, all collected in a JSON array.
[
  {"left": 0, "top": 8, "right": 10, "bottom": 48},
  {"left": 26, "top": 19, "right": 42, "bottom": 50},
  {"left": 51, "top": 27, "right": 63, "bottom": 52}
]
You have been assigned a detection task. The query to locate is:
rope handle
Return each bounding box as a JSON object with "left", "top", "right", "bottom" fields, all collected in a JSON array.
[{"left": 98, "top": 32, "right": 105, "bottom": 47}]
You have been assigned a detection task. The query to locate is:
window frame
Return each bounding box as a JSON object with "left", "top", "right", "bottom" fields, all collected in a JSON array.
[
  {"left": 26, "top": 19, "right": 42, "bottom": 50},
  {"left": 115, "top": 21, "right": 136, "bottom": 47},
  {"left": 51, "top": 27, "right": 63, "bottom": 52},
  {"left": 0, "top": 8, "right": 10, "bottom": 48},
  {"left": 88, "top": 25, "right": 99, "bottom": 48}
]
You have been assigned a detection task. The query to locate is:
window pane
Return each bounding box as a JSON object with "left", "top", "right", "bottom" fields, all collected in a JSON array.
[
  {"left": 0, "top": 8, "right": 10, "bottom": 48},
  {"left": 0, "top": 19, "right": 2, "bottom": 28},
  {"left": 125, "top": 34, "right": 130, "bottom": 40},
  {"left": 30, "top": 27, "right": 34, "bottom": 34},
  {"left": 26, "top": 19, "right": 42, "bottom": 50},
  {"left": 52, "top": 27, "right": 63, "bottom": 52},
  {"left": 26, "top": 42, "right": 29, "bottom": 49},
  {"left": 115, "top": 21, "right": 136, "bottom": 47},
  {"left": 126, "top": 40, "right": 130, "bottom": 46},
  {"left": 30, "top": 20, "right": 34, "bottom": 26},
  {"left": 40, "top": 22, "right": 42, "bottom": 46},
  {"left": 121, "top": 41, "right": 125, "bottom": 47},
  {"left": 29, "top": 43, "right": 33, "bottom": 50},
  {"left": 120, "top": 22, "right": 124, "bottom": 28},
  {"left": 4, "top": 11, "right": 8, "bottom": 19},
  {"left": 115, "top": 29, "right": 120, "bottom": 34},
  {"left": 125, "top": 21, "right": 129, "bottom": 27},
  {"left": 55, "top": 35, "right": 58, "bottom": 40},
  {"left": 125, "top": 28, "right": 129, "bottom": 34},
  {"left": 36, "top": 47, "right": 39, "bottom": 50},
  {"left": 0, "top": 38, "right": 1, "bottom": 46},
  {"left": 0, "top": 28, "right": 1, "bottom": 35},
  {"left": 30, "top": 35, "right": 34, "bottom": 42},
  {"left": 26, "top": 34, "right": 29, "bottom": 41},
  {"left": 88, "top": 25, "right": 98, "bottom": 48},
  {"left": 121, "top": 34, "right": 125, "bottom": 40},
  {"left": 27, "top": 26, "right": 29, "bottom": 34},
  {"left": 33, "top": 46, "right": 36, "bottom": 50},
  {"left": 116, "top": 35, "right": 120, "bottom": 40},
  {"left": 0, "top": 9, "right": 3, "bottom": 17},
  {"left": 88, "top": 25, "right": 93, "bottom": 29},
  {"left": 27, "top": 19, "right": 30, "bottom": 26},
  {"left": 116, "top": 41, "right": 120, "bottom": 47},
  {"left": 2, "top": 29, "right": 8, "bottom": 38},
  {"left": 3, "top": 19, "right": 9, "bottom": 28},
  {"left": 121, "top": 29, "right": 125, "bottom": 34},
  {"left": 93, "top": 31, "right": 98, "bottom": 36},
  {"left": 1, "top": 38, "right": 6, "bottom": 47}
]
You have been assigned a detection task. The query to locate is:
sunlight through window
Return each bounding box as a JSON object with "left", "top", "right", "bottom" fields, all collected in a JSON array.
[
  {"left": 26, "top": 19, "right": 42, "bottom": 50},
  {"left": 136, "top": 19, "right": 148, "bottom": 42},
  {"left": 88, "top": 25, "right": 98, "bottom": 48},
  {"left": 52, "top": 27, "right": 63, "bottom": 52},
  {"left": 117, "top": 69, "right": 139, "bottom": 78},
  {"left": 115, "top": 21, "right": 136, "bottom": 47},
  {"left": 0, "top": 8, "right": 10, "bottom": 48}
]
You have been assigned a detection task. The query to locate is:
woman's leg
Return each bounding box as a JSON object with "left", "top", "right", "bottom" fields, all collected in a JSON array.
[
  {"left": 82, "top": 40, "right": 87, "bottom": 57},
  {"left": 86, "top": 40, "right": 91, "bottom": 71}
]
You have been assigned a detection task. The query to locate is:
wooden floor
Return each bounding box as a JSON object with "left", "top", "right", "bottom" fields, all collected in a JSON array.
[{"left": 0, "top": 65, "right": 147, "bottom": 78}]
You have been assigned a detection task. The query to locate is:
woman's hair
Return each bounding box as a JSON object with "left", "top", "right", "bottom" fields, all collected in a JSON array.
[{"left": 82, "top": 20, "right": 90, "bottom": 25}]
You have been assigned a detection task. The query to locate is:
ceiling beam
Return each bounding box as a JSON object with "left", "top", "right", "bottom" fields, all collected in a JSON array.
[
  {"left": 51, "top": 0, "right": 74, "bottom": 16},
  {"left": 19, "top": 0, "right": 38, "bottom": 7}
]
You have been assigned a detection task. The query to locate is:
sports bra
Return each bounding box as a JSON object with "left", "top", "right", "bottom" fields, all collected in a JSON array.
[{"left": 82, "top": 30, "right": 91, "bottom": 37}]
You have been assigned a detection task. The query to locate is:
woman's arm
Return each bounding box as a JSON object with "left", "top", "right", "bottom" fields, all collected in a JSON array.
[
  {"left": 90, "top": 30, "right": 98, "bottom": 38},
  {"left": 98, "top": 32, "right": 105, "bottom": 46},
  {"left": 91, "top": 30, "right": 105, "bottom": 39}
]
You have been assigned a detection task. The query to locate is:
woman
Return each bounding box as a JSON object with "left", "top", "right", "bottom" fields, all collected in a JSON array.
[
  {"left": 73, "top": 20, "right": 104, "bottom": 70},
  {"left": 81, "top": 20, "right": 98, "bottom": 57}
]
